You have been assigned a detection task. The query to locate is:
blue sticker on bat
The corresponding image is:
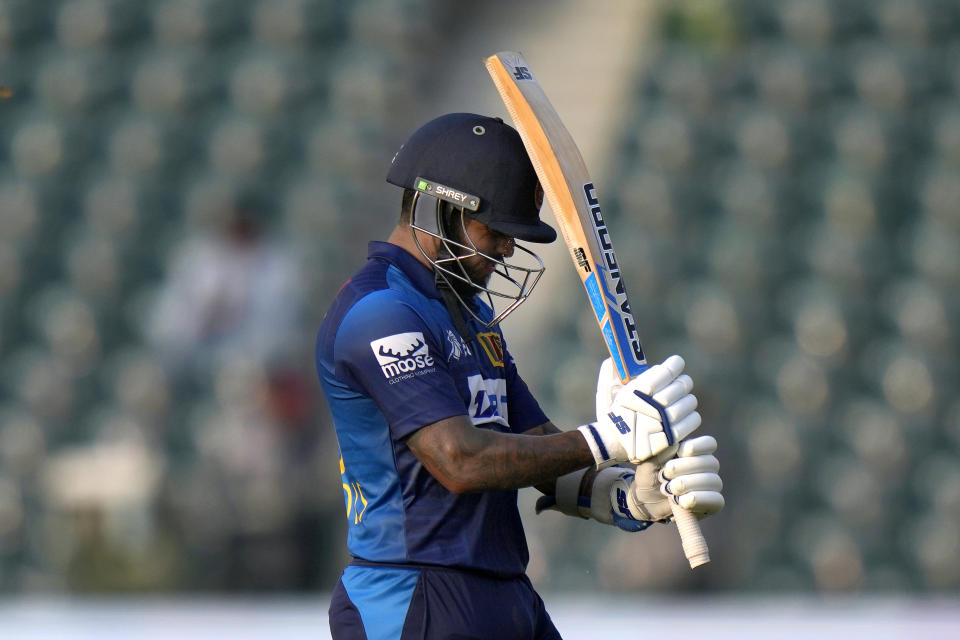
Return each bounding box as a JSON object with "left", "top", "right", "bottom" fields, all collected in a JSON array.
[
  {"left": 584, "top": 272, "right": 605, "bottom": 324},
  {"left": 602, "top": 320, "right": 627, "bottom": 381}
]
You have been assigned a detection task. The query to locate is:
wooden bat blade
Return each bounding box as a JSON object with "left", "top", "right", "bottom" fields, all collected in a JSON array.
[
  {"left": 485, "top": 50, "right": 709, "bottom": 569},
  {"left": 484, "top": 51, "right": 647, "bottom": 384}
]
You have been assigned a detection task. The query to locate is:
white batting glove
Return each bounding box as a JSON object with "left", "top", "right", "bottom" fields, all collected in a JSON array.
[
  {"left": 595, "top": 356, "right": 624, "bottom": 423},
  {"left": 618, "top": 435, "right": 725, "bottom": 524},
  {"left": 579, "top": 355, "right": 701, "bottom": 468},
  {"left": 535, "top": 466, "right": 652, "bottom": 532}
]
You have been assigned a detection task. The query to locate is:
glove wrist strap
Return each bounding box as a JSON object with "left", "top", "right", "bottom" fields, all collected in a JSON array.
[
  {"left": 553, "top": 468, "right": 589, "bottom": 518},
  {"left": 577, "top": 423, "right": 615, "bottom": 468}
]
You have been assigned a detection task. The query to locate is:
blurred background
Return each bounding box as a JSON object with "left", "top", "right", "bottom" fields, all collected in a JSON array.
[{"left": 0, "top": 0, "right": 958, "bottom": 636}]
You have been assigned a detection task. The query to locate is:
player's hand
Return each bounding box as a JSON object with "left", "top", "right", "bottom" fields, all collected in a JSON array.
[
  {"left": 578, "top": 355, "right": 701, "bottom": 468},
  {"left": 619, "top": 435, "right": 725, "bottom": 523},
  {"left": 534, "top": 466, "right": 652, "bottom": 533}
]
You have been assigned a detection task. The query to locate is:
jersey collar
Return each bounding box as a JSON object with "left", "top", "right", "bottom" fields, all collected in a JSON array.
[{"left": 368, "top": 241, "right": 443, "bottom": 300}]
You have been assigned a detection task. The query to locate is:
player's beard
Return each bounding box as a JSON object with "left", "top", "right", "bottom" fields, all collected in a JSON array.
[
  {"left": 436, "top": 223, "right": 500, "bottom": 299},
  {"left": 437, "top": 244, "right": 493, "bottom": 299}
]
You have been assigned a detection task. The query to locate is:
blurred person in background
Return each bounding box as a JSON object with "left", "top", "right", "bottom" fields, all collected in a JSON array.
[
  {"left": 316, "top": 113, "right": 725, "bottom": 638},
  {"left": 148, "top": 190, "right": 304, "bottom": 388},
  {"left": 147, "top": 190, "right": 332, "bottom": 589}
]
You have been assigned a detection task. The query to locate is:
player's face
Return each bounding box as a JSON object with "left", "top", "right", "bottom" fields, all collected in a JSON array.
[{"left": 459, "top": 218, "right": 515, "bottom": 285}]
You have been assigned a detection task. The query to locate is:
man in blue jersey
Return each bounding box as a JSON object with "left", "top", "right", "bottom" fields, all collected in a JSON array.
[{"left": 317, "top": 113, "right": 725, "bottom": 639}]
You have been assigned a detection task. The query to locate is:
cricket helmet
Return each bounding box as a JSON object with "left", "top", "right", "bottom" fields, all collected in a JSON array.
[
  {"left": 386, "top": 113, "right": 556, "bottom": 243},
  {"left": 386, "top": 113, "right": 556, "bottom": 328}
]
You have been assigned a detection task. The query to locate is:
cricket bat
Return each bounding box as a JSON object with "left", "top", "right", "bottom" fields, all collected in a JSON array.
[{"left": 485, "top": 51, "right": 710, "bottom": 568}]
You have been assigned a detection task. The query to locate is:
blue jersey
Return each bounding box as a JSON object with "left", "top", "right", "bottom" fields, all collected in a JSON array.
[{"left": 316, "top": 241, "right": 549, "bottom": 578}]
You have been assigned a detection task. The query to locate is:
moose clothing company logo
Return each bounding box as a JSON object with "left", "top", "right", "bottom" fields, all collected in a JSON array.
[{"left": 370, "top": 332, "right": 435, "bottom": 379}]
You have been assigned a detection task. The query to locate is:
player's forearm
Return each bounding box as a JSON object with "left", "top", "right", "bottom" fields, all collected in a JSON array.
[{"left": 407, "top": 418, "right": 593, "bottom": 493}]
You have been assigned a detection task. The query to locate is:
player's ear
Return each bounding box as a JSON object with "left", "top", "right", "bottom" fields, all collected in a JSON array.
[
  {"left": 400, "top": 188, "right": 416, "bottom": 223},
  {"left": 438, "top": 201, "right": 463, "bottom": 240}
]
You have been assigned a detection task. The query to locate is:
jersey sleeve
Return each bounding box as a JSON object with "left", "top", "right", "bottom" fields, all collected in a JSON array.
[
  {"left": 334, "top": 291, "right": 466, "bottom": 440},
  {"left": 502, "top": 345, "right": 549, "bottom": 433}
]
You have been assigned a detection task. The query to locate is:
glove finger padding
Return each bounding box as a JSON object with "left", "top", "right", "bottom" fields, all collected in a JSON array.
[
  {"left": 662, "top": 454, "right": 720, "bottom": 478},
  {"left": 674, "top": 491, "right": 725, "bottom": 515},
  {"left": 669, "top": 410, "right": 702, "bottom": 443},
  {"left": 664, "top": 394, "right": 698, "bottom": 424},
  {"left": 676, "top": 434, "right": 717, "bottom": 457},
  {"left": 652, "top": 374, "right": 694, "bottom": 407},
  {"left": 662, "top": 471, "right": 723, "bottom": 495},
  {"left": 633, "top": 355, "right": 686, "bottom": 394},
  {"left": 660, "top": 435, "right": 724, "bottom": 518},
  {"left": 625, "top": 434, "right": 725, "bottom": 522}
]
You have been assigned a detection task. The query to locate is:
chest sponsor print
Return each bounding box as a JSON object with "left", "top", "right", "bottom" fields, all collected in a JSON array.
[{"left": 466, "top": 374, "right": 509, "bottom": 427}]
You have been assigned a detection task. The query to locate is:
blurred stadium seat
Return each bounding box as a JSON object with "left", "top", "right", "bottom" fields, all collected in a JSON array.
[
  {"left": 832, "top": 108, "right": 891, "bottom": 172},
  {"left": 82, "top": 174, "right": 143, "bottom": 240},
  {"left": 752, "top": 46, "right": 830, "bottom": 113},
  {"left": 850, "top": 46, "right": 931, "bottom": 113},
  {"left": 908, "top": 218, "right": 960, "bottom": 285},
  {"left": 0, "top": 240, "right": 21, "bottom": 300},
  {"left": 10, "top": 119, "right": 79, "bottom": 177},
  {"left": 206, "top": 116, "right": 274, "bottom": 176},
  {"left": 249, "top": 0, "right": 341, "bottom": 49},
  {"left": 152, "top": 0, "right": 242, "bottom": 48},
  {"left": 882, "top": 278, "right": 953, "bottom": 353},
  {"left": 65, "top": 229, "right": 121, "bottom": 301},
  {"left": 838, "top": 398, "right": 908, "bottom": 475},
  {"left": 919, "top": 164, "right": 960, "bottom": 229},
  {"left": 0, "top": 0, "right": 50, "bottom": 51},
  {"left": 0, "top": 177, "right": 41, "bottom": 244},
  {"left": 228, "top": 52, "right": 313, "bottom": 117},
  {"left": 636, "top": 109, "right": 699, "bottom": 174},
  {"left": 876, "top": 0, "right": 933, "bottom": 46},
  {"left": 4, "top": 346, "right": 75, "bottom": 426},
  {"left": 930, "top": 104, "right": 960, "bottom": 164},
  {"left": 107, "top": 116, "right": 182, "bottom": 176},
  {"left": 732, "top": 108, "right": 795, "bottom": 171},
  {"left": 35, "top": 52, "right": 122, "bottom": 114},
  {"left": 776, "top": 0, "right": 835, "bottom": 47},
  {"left": 130, "top": 50, "right": 217, "bottom": 115},
  {"left": 55, "top": 0, "right": 143, "bottom": 50},
  {"left": 779, "top": 280, "right": 852, "bottom": 364}
]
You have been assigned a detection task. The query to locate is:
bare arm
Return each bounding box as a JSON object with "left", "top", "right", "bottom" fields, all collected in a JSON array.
[{"left": 405, "top": 416, "right": 593, "bottom": 494}]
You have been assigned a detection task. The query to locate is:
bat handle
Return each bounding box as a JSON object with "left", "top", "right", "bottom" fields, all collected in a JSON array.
[{"left": 671, "top": 501, "right": 709, "bottom": 568}]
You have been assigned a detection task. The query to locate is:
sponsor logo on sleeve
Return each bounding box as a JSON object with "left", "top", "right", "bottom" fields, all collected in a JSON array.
[
  {"left": 446, "top": 329, "right": 472, "bottom": 361},
  {"left": 370, "top": 332, "right": 435, "bottom": 379}
]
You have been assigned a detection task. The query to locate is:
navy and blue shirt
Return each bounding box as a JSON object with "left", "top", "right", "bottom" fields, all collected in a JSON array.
[{"left": 316, "top": 241, "right": 549, "bottom": 578}]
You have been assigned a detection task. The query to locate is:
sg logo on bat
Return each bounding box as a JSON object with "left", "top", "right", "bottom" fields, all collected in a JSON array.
[{"left": 512, "top": 66, "right": 533, "bottom": 81}]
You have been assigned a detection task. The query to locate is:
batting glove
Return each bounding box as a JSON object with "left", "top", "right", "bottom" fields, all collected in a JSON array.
[
  {"left": 621, "top": 435, "right": 725, "bottom": 523},
  {"left": 579, "top": 354, "right": 701, "bottom": 468},
  {"left": 534, "top": 465, "right": 652, "bottom": 533}
]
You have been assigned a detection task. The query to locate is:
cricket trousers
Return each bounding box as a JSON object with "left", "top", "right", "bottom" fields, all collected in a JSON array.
[{"left": 328, "top": 560, "right": 562, "bottom": 640}]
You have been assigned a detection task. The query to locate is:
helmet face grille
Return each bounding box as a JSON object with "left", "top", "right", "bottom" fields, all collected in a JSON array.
[{"left": 410, "top": 191, "right": 545, "bottom": 328}]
